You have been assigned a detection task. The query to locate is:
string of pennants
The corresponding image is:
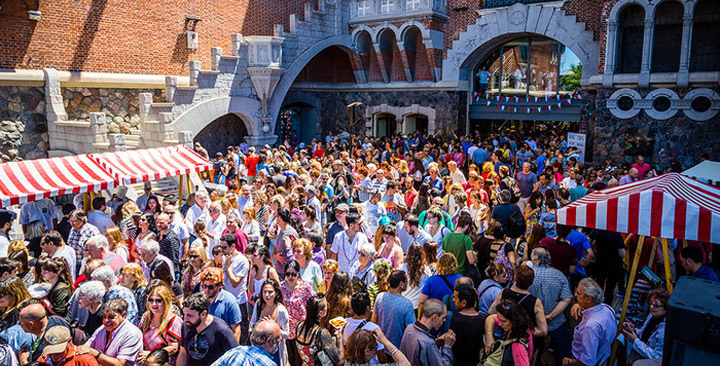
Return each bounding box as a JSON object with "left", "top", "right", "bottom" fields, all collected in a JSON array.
[{"left": 471, "top": 92, "right": 582, "bottom": 114}]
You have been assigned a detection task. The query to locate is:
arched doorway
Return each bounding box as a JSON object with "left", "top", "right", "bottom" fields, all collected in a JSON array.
[
  {"left": 402, "top": 114, "right": 428, "bottom": 135},
  {"left": 277, "top": 102, "right": 318, "bottom": 144},
  {"left": 374, "top": 113, "right": 397, "bottom": 137},
  {"left": 193, "top": 113, "right": 249, "bottom": 157}
]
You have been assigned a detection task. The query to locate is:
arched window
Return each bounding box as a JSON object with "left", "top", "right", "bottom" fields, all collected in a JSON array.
[
  {"left": 651, "top": 1, "right": 683, "bottom": 72},
  {"left": 616, "top": 5, "right": 645, "bottom": 74},
  {"left": 378, "top": 30, "right": 396, "bottom": 81},
  {"left": 690, "top": 0, "right": 720, "bottom": 71}
]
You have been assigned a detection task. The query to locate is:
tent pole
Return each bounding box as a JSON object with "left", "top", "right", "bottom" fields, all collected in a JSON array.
[
  {"left": 89, "top": 191, "right": 95, "bottom": 211},
  {"left": 610, "top": 235, "right": 645, "bottom": 365},
  {"left": 83, "top": 192, "right": 89, "bottom": 214},
  {"left": 647, "top": 238, "right": 658, "bottom": 267},
  {"left": 178, "top": 175, "right": 184, "bottom": 207},
  {"left": 661, "top": 238, "right": 674, "bottom": 292},
  {"left": 187, "top": 174, "right": 193, "bottom": 196}
]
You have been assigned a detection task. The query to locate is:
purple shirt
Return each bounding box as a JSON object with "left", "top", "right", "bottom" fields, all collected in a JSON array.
[
  {"left": 572, "top": 304, "right": 616, "bottom": 366},
  {"left": 87, "top": 319, "right": 143, "bottom": 365},
  {"left": 312, "top": 246, "right": 326, "bottom": 267}
]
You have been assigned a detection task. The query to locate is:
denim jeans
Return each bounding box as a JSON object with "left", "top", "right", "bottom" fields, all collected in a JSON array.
[{"left": 548, "top": 321, "right": 572, "bottom": 366}]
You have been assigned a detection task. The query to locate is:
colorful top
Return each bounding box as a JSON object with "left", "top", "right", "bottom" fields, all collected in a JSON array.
[
  {"left": 209, "top": 345, "right": 276, "bottom": 366},
  {"left": 142, "top": 314, "right": 182, "bottom": 352},
  {"left": 280, "top": 280, "right": 314, "bottom": 339}
]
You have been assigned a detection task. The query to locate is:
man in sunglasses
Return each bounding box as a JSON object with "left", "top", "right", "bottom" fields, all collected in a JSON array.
[
  {"left": 197, "top": 267, "right": 243, "bottom": 343},
  {"left": 220, "top": 233, "right": 250, "bottom": 345},
  {"left": 77, "top": 298, "right": 143, "bottom": 366}
]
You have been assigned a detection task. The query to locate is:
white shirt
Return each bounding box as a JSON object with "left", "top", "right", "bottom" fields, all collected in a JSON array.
[
  {"left": 449, "top": 169, "right": 467, "bottom": 184},
  {"left": 224, "top": 252, "right": 250, "bottom": 304},
  {"left": 0, "top": 233, "right": 10, "bottom": 258},
  {"left": 169, "top": 220, "right": 190, "bottom": 258},
  {"left": 52, "top": 245, "right": 77, "bottom": 280},
  {"left": 331, "top": 230, "right": 368, "bottom": 273},
  {"left": 560, "top": 177, "right": 577, "bottom": 189},
  {"left": 205, "top": 214, "right": 227, "bottom": 255},
  {"left": 361, "top": 201, "right": 386, "bottom": 236},
  {"left": 184, "top": 204, "right": 208, "bottom": 235},
  {"left": 142, "top": 253, "right": 174, "bottom": 280},
  {"left": 19, "top": 199, "right": 57, "bottom": 231},
  {"left": 87, "top": 210, "right": 115, "bottom": 235}
]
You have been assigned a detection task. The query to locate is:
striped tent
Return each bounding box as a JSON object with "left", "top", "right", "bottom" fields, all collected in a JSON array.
[
  {"left": 557, "top": 172, "right": 720, "bottom": 244},
  {"left": 91, "top": 145, "right": 213, "bottom": 185},
  {"left": 0, "top": 155, "right": 116, "bottom": 208}
]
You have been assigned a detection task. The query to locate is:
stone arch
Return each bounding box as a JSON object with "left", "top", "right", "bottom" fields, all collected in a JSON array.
[
  {"left": 364, "top": 104, "right": 437, "bottom": 136},
  {"left": 609, "top": 0, "right": 652, "bottom": 20},
  {"left": 443, "top": 2, "right": 599, "bottom": 86},
  {"left": 399, "top": 20, "right": 431, "bottom": 42},
  {"left": 352, "top": 26, "right": 376, "bottom": 46},
  {"left": 171, "top": 96, "right": 260, "bottom": 143},
  {"left": 268, "top": 34, "right": 353, "bottom": 139},
  {"left": 372, "top": 24, "right": 401, "bottom": 43}
]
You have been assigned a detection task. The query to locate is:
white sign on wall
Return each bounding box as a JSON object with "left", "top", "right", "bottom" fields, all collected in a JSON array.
[{"left": 567, "top": 132, "right": 586, "bottom": 162}]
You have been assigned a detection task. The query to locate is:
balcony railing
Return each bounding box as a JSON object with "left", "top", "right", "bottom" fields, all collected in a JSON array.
[{"left": 484, "top": 0, "right": 556, "bottom": 9}]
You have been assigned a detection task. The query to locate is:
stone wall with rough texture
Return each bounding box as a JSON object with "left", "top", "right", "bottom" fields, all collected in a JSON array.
[
  {"left": 284, "top": 89, "right": 466, "bottom": 137},
  {"left": 62, "top": 88, "right": 164, "bottom": 133},
  {"left": 0, "top": 86, "right": 49, "bottom": 161},
  {"left": 585, "top": 88, "right": 720, "bottom": 170}
]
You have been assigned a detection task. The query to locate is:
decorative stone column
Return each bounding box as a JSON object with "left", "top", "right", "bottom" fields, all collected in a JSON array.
[
  {"left": 231, "top": 34, "right": 244, "bottom": 57},
  {"left": 43, "top": 68, "right": 68, "bottom": 124},
  {"left": 638, "top": 18, "right": 654, "bottom": 88},
  {"left": 211, "top": 47, "right": 222, "bottom": 71},
  {"left": 139, "top": 93, "right": 153, "bottom": 122},
  {"left": 165, "top": 76, "right": 178, "bottom": 103},
  {"left": 245, "top": 36, "right": 285, "bottom": 139},
  {"left": 89, "top": 113, "right": 108, "bottom": 145},
  {"left": 603, "top": 21, "right": 618, "bottom": 88},
  {"left": 178, "top": 131, "right": 194, "bottom": 149},
  {"left": 677, "top": 14, "right": 694, "bottom": 87},
  {"left": 189, "top": 61, "right": 201, "bottom": 86}
]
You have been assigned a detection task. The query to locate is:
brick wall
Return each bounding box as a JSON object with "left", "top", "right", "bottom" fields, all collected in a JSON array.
[
  {"left": 295, "top": 47, "right": 356, "bottom": 83},
  {"left": 0, "top": 0, "right": 306, "bottom": 75}
]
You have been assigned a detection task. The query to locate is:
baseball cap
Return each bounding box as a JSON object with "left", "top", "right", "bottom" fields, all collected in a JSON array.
[
  {"left": 43, "top": 326, "right": 71, "bottom": 355},
  {"left": 335, "top": 203, "right": 350, "bottom": 212}
]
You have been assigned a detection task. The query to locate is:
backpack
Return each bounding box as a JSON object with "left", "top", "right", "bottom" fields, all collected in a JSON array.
[
  {"left": 481, "top": 337, "right": 529, "bottom": 366},
  {"left": 507, "top": 209, "right": 526, "bottom": 239},
  {"left": 492, "top": 242, "right": 515, "bottom": 283},
  {"left": 500, "top": 177, "right": 521, "bottom": 204},
  {"left": 352, "top": 270, "right": 370, "bottom": 293}
]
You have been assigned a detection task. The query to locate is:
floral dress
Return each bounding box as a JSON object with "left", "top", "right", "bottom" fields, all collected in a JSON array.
[
  {"left": 280, "top": 280, "right": 315, "bottom": 339},
  {"left": 525, "top": 203, "right": 546, "bottom": 238}
]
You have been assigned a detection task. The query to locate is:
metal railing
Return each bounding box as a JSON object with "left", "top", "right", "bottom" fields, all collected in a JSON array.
[{"left": 484, "top": 0, "right": 556, "bottom": 9}]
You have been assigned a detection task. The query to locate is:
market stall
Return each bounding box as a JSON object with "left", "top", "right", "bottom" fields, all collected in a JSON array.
[{"left": 556, "top": 172, "right": 720, "bottom": 362}]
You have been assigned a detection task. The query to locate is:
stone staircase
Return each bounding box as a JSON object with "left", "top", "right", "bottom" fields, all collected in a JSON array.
[{"left": 132, "top": 0, "right": 348, "bottom": 150}]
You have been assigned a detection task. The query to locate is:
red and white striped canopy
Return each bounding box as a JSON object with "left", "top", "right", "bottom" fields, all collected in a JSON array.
[
  {"left": 0, "top": 155, "right": 116, "bottom": 208},
  {"left": 557, "top": 173, "right": 720, "bottom": 244},
  {"left": 91, "top": 145, "right": 213, "bottom": 185}
]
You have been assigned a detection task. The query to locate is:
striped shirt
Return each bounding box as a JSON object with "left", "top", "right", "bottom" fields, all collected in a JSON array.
[{"left": 67, "top": 223, "right": 101, "bottom": 267}]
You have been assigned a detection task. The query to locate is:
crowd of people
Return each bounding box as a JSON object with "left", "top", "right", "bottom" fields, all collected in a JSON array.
[{"left": 0, "top": 128, "right": 717, "bottom": 366}]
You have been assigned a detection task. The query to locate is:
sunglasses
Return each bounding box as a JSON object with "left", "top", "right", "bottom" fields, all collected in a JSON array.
[
  {"left": 201, "top": 283, "right": 219, "bottom": 290},
  {"left": 285, "top": 272, "right": 299, "bottom": 278},
  {"left": 209, "top": 208, "right": 220, "bottom": 213},
  {"left": 219, "top": 245, "right": 229, "bottom": 250},
  {"left": 148, "top": 298, "right": 163, "bottom": 304},
  {"left": 164, "top": 211, "right": 174, "bottom": 215}
]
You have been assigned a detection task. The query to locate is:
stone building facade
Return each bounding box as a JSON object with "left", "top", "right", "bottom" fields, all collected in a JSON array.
[{"left": 0, "top": 0, "right": 717, "bottom": 169}]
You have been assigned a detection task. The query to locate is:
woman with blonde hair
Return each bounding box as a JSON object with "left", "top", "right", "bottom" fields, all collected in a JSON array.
[
  {"left": 119, "top": 262, "right": 148, "bottom": 315},
  {"left": 181, "top": 246, "right": 210, "bottom": 296},
  {"left": 367, "top": 258, "right": 392, "bottom": 309},
  {"left": 138, "top": 284, "right": 182, "bottom": 364},
  {"left": 418, "top": 253, "right": 461, "bottom": 312},
  {"left": 105, "top": 226, "right": 130, "bottom": 262},
  {"left": 241, "top": 206, "right": 260, "bottom": 244},
  {"left": 292, "top": 238, "right": 323, "bottom": 292},
  {"left": 119, "top": 201, "right": 141, "bottom": 244},
  {"left": 0, "top": 275, "right": 30, "bottom": 331},
  {"left": 481, "top": 161, "right": 494, "bottom": 181},
  {"left": 318, "top": 259, "right": 338, "bottom": 294}
]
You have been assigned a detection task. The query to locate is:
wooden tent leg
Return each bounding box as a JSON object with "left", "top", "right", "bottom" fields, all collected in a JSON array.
[
  {"left": 187, "top": 174, "right": 193, "bottom": 196},
  {"left": 661, "top": 238, "right": 674, "bottom": 292},
  {"left": 610, "top": 235, "right": 645, "bottom": 365},
  {"left": 178, "top": 175, "right": 184, "bottom": 207},
  {"left": 83, "top": 192, "right": 89, "bottom": 214},
  {"left": 89, "top": 191, "right": 95, "bottom": 212},
  {"left": 648, "top": 237, "right": 658, "bottom": 267}
]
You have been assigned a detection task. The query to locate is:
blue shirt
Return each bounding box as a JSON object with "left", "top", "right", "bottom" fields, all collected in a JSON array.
[
  {"left": 425, "top": 176, "right": 444, "bottom": 191},
  {"left": 572, "top": 304, "right": 616, "bottom": 366},
  {"left": 567, "top": 230, "right": 592, "bottom": 276},
  {"left": 0, "top": 324, "right": 35, "bottom": 354},
  {"left": 536, "top": 154, "right": 547, "bottom": 174},
  {"left": 477, "top": 280, "right": 503, "bottom": 316},
  {"left": 691, "top": 264, "right": 719, "bottom": 282},
  {"left": 210, "top": 289, "right": 243, "bottom": 326},
  {"left": 210, "top": 345, "right": 276, "bottom": 366},
  {"left": 106, "top": 285, "right": 139, "bottom": 325},
  {"left": 473, "top": 148, "right": 488, "bottom": 165},
  {"left": 373, "top": 292, "right": 416, "bottom": 349},
  {"left": 421, "top": 274, "right": 462, "bottom": 301}
]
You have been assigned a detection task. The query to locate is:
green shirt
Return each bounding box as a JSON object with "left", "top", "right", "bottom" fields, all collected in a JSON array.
[{"left": 442, "top": 233, "right": 473, "bottom": 275}]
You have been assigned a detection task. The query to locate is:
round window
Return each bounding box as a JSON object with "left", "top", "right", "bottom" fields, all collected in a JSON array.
[
  {"left": 652, "top": 96, "right": 671, "bottom": 112},
  {"left": 691, "top": 96, "right": 711, "bottom": 113},
  {"left": 618, "top": 96, "right": 634, "bottom": 111}
]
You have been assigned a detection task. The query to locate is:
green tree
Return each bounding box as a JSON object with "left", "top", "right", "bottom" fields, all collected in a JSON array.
[{"left": 560, "top": 64, "right": 582, "bottom": 92}]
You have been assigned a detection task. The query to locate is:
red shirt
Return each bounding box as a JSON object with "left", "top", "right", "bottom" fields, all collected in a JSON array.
[
  {"left": 39, "top": 343, "right": 99, "bottom": 366},
  {"left": 313, "top": 148, "right": 324, "bottom": 159},
  {"left": 405, "top": 190, "right": 418, "bottom": 209},
  {"left": 539, "top": 238, "right": 577, "bottom": 277},
  {"left": 222, "top": 228, "right": 250, "bottom": 254},
  {"left": 246, "top": 154, "right": 259, "bottom": 176}
]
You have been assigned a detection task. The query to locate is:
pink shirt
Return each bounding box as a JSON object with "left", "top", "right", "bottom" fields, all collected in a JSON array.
[
  {"left": 633, "top": 162, "right": 651, "bottom": 179},
  {"left": 494, "top": 317, "right": 534, "bottom": 366}
]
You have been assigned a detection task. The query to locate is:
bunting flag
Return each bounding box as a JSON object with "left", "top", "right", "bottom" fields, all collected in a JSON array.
[{"left": 475, "top": 92, "right": 580, "bottom": 115}]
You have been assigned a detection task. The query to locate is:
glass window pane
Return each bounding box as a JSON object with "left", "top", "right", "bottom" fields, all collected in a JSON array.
[
  {"left": 652, "top": 1, "right": 683, "bottom": 72},
  {"left": 616, "top": 5, "right": 645, "bottom": 73},
  {"left": 500, "top": 38, "right": 529, "bottom": 97},
  {"left": 690, "top": 0, "right": 720, "bottom": 71},
  {"left": 528, "top": 37, "right": 559, "bottom": 97},
  {"left": 559, "top": 44, "right": 582, "bottom": 95}
]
